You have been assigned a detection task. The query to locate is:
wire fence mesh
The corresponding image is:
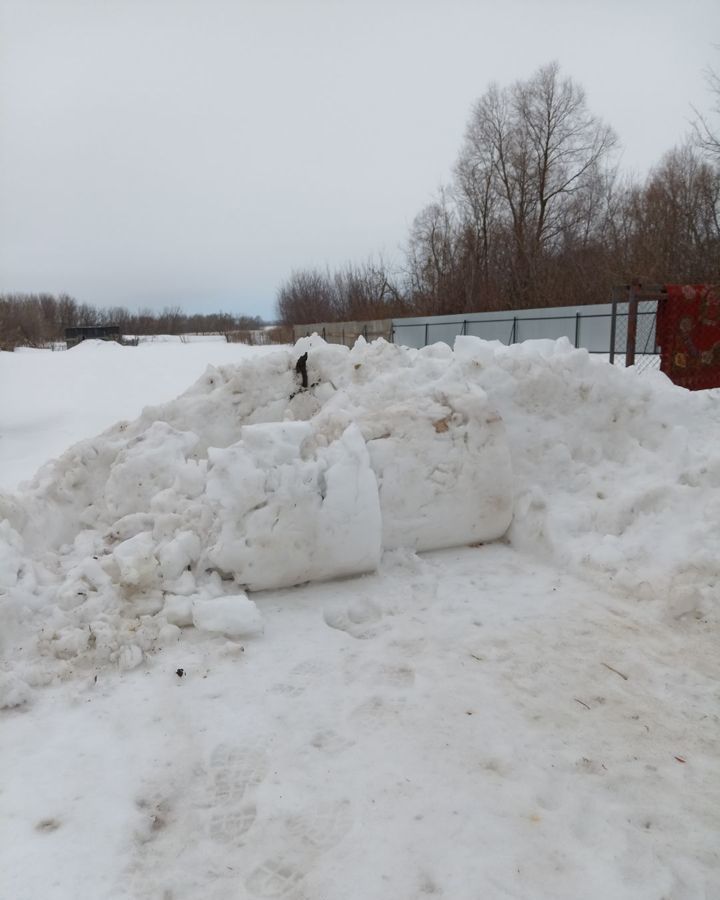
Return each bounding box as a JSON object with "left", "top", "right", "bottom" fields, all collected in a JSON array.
[
  {"left": 634, "top": 301, "right": 661, "bottom": 373},
  {"left": 611, "top": 301, "right": 660, "bottom": 372}
]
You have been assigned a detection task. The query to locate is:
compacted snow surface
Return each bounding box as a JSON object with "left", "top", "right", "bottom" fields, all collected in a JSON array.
[{"left": 1, "top": 336, "right": 718, "bottom": 900}]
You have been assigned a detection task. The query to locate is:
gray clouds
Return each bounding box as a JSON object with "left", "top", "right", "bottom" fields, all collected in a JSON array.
[{"left": 1, "top": 0, "right": 718, "bottom": 318}]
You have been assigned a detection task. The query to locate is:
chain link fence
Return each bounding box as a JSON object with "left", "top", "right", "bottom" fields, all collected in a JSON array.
[{"left": 610, "top": 300, "right": 660, "bottom": 373}]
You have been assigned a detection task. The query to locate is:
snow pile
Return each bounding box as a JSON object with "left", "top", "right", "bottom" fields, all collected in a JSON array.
[
  {"left": 2, "top": 334, "right": 719, "bottom": 697},
  {"left": 453, "top": 336, "right": 720, "bottom": 618},
  {"left": 3, "top": 337, "right": 718, "bottom": 898},
  {"left": 0, "top": 337, "right": 513, "bottom": 688}
]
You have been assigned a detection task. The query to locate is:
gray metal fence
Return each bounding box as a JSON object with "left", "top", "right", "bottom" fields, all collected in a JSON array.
[{"left": 391, "top": 301, "right": 659, "bottom": 369}]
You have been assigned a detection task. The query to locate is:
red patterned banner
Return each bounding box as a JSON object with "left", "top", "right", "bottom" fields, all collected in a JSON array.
[{"left": 657, "top": 284, "right": 720, "bottom": 390}]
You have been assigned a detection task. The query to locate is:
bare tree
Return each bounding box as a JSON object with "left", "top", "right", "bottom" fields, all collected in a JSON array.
[
  {"left": 0, "top": 294, "right": 267, "bottom": 348},
  {"left": 276, "top": 269, "right": 336, "bottom": 324},
  {"left": 457, "top": 62, "right": 617, "bottom": 306},
  {"left": 277, "top": 62, "right": 718, "bottom": 327},
  {"left": 612, "top": 144, "right": 720, "bottom": 283},
  {"left": 405, "top": 191, "right": 467, "bottom": 314},
  {"left": 693, "top": 59, "right": 720, "bottom": 163}
]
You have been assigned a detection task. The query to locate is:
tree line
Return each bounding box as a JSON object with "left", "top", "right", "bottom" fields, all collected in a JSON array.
[
  {"left": 277, "top": 61, "right": 720, "bottom": 325},
  {"left": 0, "top": 294, "right": 264, "bottom": 350}
]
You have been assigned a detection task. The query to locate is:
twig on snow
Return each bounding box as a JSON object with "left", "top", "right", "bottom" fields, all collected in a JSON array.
[{"left": 601, "top": 662, "right": 629, "bottom": 681}]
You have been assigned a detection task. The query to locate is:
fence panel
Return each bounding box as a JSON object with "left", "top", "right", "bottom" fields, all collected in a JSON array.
[
  {"left": 465, "top": 319, "right": 516, "bottom": 344},
  {"left": 577, "top": 314, "right": 614, "bottom": 353},
  {"left": 427, "top": 321, "right": 466, "bottom": 347},
  {"left": 390, "top": 301, "right": 661, "bottom": 371},
  {"left": 611, "top": 302, "right": 659, "bottom": 371},
  {"left": 514, "top": 315, "right": 576, "bottom": 345}
]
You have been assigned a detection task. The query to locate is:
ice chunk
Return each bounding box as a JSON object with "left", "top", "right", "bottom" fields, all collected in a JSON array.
[
  {"left": 158, "top": 531, "right": 201, "bottom": 581},
  {"left": 191, "top": 593, "right": 263, "bottom": 637},
  {"left": 163, "top": 593, "right": 194, "bottom": 627},
  {"left": 118, "top": 644, "right": 144, "bottom": 671},
  {"left": 113, "top": 532, "right": 159, "bottom": 588}
]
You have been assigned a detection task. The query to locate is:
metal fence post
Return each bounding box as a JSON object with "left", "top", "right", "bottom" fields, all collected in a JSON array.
[
  {"left": 609, "top": 300, "right": 617, "bottom": 364},
  {"left": 462, "top": 320, "right": 467, "bottom": 336},
  {"left": 575, "top": 312, "right": 580, "bottom": 348},
  {"left": 424, "top": 322, "right": 429, "bottom": 346},
  {"left": 511, "top": 317, "right": 517, "bottom": 343},
  {"left": 626, "top": 282, "right": 638, "bottom": 367}
]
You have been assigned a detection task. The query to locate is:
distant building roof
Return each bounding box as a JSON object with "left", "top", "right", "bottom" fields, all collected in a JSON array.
[{"left": 65, "top": 325, "right": 120, "bottom": 339}]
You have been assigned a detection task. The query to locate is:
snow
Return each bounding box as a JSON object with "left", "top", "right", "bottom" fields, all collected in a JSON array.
[
  {"left": 0, "top": 337, "right": 515, "bottom": 687},
  {"left": 1, "top": 335, "right": 719, "bottom": 899},
  {"left": 205, "top": 420, "right": 384, "bottom": 591},
  {"left": 0, "top": 339, "right": 280, "bottom": 492},
  {"left": 452, "top": 335, "right": 720, "bottom": 618},
  {"left": 130, "top": 333, "right": 230, "bottom": 344},
  {"left": 192, "top": 594, "right": 264, "bottom": 637}
]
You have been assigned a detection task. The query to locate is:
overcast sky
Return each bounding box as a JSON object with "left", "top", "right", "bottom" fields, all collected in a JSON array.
[{"left": 1, "top": 0, "right": 719, "bottom": 320}]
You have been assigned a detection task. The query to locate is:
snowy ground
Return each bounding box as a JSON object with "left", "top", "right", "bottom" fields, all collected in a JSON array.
[
  {"left": 0, "top": 339, "right": 278, "bottom": 492},
  {"left": 1, "top": 339, "right": 718, "bottom": 900}
]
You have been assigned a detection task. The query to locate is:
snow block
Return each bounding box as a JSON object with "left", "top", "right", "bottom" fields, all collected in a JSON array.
[
  {"left": 206, "top": 421, "right": 382, "bottom": 590},
  {"left": 192, "top": 594, "right": 264, "bottom": 637},
  {"left": 364, "top": 383, "right": 513, "bottom": 552}
]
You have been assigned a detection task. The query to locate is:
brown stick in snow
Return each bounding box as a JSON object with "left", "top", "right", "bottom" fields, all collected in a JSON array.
[{"left": 601, "top": 662, "right": 629, "bottom": 681}]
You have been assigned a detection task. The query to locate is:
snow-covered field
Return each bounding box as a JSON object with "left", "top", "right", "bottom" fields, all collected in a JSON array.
[
  {"left": 1, "top": 337, "right": 718, "bottom": 900},
  {"left": 0, "top": 339, "right": 278, "bottom": 492}
]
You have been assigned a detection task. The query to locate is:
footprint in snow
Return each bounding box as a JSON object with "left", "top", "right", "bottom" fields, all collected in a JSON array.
[
  {"left": 245, "top": 797, "right": 354, "bottom": 899},
  {"left": 269, "top": 659, "right": 327, "bottom": 697},
  {"left": 379, "top": 663, "right": 416, "bottom": 689},
  {"left": 322, "top": 597, "right": 385, "bottom": 640},
  {"left": 349, "top": 694, "right": 407, "bottom": 731},
  {"left": 310, "top": 728, "right": 355, "bottom": 755},
  {"left": 284, "top": 796, "right": 354, "bottom": 852},
  {"left": 207, "top": 741, "right": 268, "bottom": 845},
  {"left": 245, "top": 859, "right": 307, "bottom": 899}
]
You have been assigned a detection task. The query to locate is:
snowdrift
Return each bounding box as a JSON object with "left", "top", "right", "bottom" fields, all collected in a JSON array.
[
  {"left": 453, "top": 336, "right": 720, "bottom": 619},
  {"left": 0, "top": 337, "right": 514, "bottom": 693},
  {"left": 1, "top": 334, "right": 720, "bottom": 700}
]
